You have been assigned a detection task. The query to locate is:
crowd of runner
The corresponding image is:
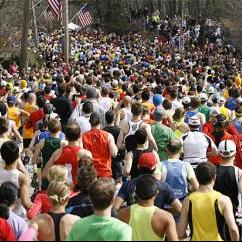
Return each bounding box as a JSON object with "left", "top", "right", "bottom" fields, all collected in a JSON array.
[{"left": 0, "top": 15, "right": 241, "bottom": 241}]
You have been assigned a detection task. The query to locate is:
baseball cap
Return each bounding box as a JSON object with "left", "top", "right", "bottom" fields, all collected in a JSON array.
[
  {"left": 182, "top": 96, "right": 191, "bottom": 105},
  {"left": 208, "top": 86, "right": 215, "bottom": 94},
  {"left": 153, "top": 94, "right": 163, "bottom": 107},
  {"left": 7, "top": 95, "right": 17, "bottom": 104},
  {"left": 200, "top": 93, "right": 208, "bottom": 101},
  {"left": 188, "top": 115, "right": 201, "bottom": 126},
  {"left": 153, "top": 108, "right": 165, "bottom": 122},
  {"left": 210, "top": 107, "right": 220, "bottom": 117},
  {"left": 218, "top": 140, "right": 236, "bottom": 158},
  {"left": 138, "top": 152, "right": 156, "bottom": 170}
]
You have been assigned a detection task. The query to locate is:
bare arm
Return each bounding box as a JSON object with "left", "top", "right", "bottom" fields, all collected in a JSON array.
[
  {"left": 117, "top": 128, "right": 126, "bottom": 150},
  {"left": 19, "top": 174, "right": 33, "bottom": 209},
  {"left": 178, "top": 197, "right": 190, "bottom": 240},
  {"left": 164, "top": 213, "right": 179, "bottom": 241},
  {"left": 171, "top": 199, "right": 182, "bottom": 215},
  {"left": 189, "top": 177, "right": 199, "bottom": 192},
  {"left": 114, "top": 196, "right": 125, "bottom": 211},
  {"left": 144, "top": 124, "right": 158, "bottom": 151},
  {"left": 31, "top": 140, "right": 44, "bottom": 164},
  {"left": 108, "top": 133, "right": 118, "bottom": 158},
  {"left": 220, "top": 195, "right": 239, "bottom": 241},
  {"left": 12, "top": 121, "right": 22, "bottom": 141},
  {"left": 123, "top": 152, "right": 133, "bottom": 177}
]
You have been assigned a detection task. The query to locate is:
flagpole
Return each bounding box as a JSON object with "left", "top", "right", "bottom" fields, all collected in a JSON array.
[
  {"left": 31, "top": 0, "right": 39, "bottom": 47},
  {"left": 33, "top": 0, "right": 44, "bottom": 8},
  {"left": 63, "top": 0, "right": 69, "bottom": 64},
  {"left": 70, "top": 3, "right": 87, "bottom": 22}
]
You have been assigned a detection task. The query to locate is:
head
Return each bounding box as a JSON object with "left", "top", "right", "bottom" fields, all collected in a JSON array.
[
  {"left": 188, "top": 115, "right": 201, "bottom": 131},
  {"left": 135, "top": 174, "right": 158, "bottom": 201},
  {"left": 153, "top": 94, "right": 163, "bottom": 107},
  {"left": 162, "top": 99, "right": 172, "bottom": 110},
  {"left": 27, "top": 93, "right": 36, "bottom": 104},
  {"left": 82, "top": 101, "right": 93, "bottom": 115},
  {"left": 138, "top": 152, "right": 157, "bottom": 175},
  {"left": 47, "top": 181, "right": 70, "bottom": 207},
  {"left": 235, "top": 105, "right": 242, "bottom": 118},
  {"left": 65, "top": 122, "right": 81, "bottom": 141},
  {"left": 196, "top": 162, "right": 216, "bottom": 186},
  {"left": 131, "top": 103, "right": 143, "bottom": 117},
  {"left": 141, "top": 90, "right": 150, "bottom": 102},
  {"left": 218, "top": 140, "right": 236, "bottom": 161},
  {"left": 86, "top": 87, "right": 97, "bottom": 99},
  {"left": 89, "top": 112, "right": 101, "bottom": 127},
  {"left": 123, "top": 96, "right": 131, "bottom": 107},
  {"left": 0, "top": 102, "right": 7, "bottom": 116},
  {"left": 153, "top": 108, "right": 165, "bottom": 122},
  {"left": 0, "top": 117, "right": 9, "bottom": 136},
  {"left": 47, "top": 165, "right": 68, "bottom": 183},
  {"left": 213, "top": 114, "right": 227, "bottom": 132},
  {"left": 88, "top": 177, "right": 115, "bottom": 211},
  {"left": 36, "top": 95, "right": 46, "bottom": 108},
  {"left": 167, "top": 139, "right": 183, "bottom": 157},
  {"left": 47, "top": 119, "right": 61, "bottom": 134},
  {"left": 58, "top": 85, "right": 66, "bottom": 96},
  {"left": 0, "top": 141, "right": 19, "bottom": 165},
  {"left": 135, "top": 128, "right": 148, "bottom": 146},
  {"left": 0, "top": 182, "right": 18, "bottom": 219},
  {"left": 101, "top": 87, "right": 109, "bottom": 97},
  {"left": 105, "top": 110, "right": 115, "bottom": 125},
  {"left": 173, "top": 108, "right": 185, "bottom": 121},
  {"left": 7, "top": 95, "right": 17, "bottom": 107},
  {"left": 76, "top": 156, "right": 97, "bottom": 193},
  {"left": 191, "top": 97, "right": 201, "bottom": 110}
]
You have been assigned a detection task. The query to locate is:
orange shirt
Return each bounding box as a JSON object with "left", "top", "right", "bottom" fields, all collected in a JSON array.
[{"left": 82, "top": 129, "right": 112, "bottom": 177}]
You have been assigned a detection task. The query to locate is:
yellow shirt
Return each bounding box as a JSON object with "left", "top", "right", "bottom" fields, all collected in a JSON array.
[
  {"left": 8, "top": 106, "right": 21, "bottom": 129},
  {"left": 189, "top": 191, "right": 223, "bottom": 241},
  {"left": 23, "top": 103, "right": 37, "bottom": 139}
]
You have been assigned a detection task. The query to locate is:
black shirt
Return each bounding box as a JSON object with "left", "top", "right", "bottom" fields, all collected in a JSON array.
[
  {"left": 51, "top": 96, "right": 73, "bottom": 125},
  {"left": 66, "top": 192, "right": 94, "bottom": 218},
  {"left": 103, "top": 126, "right": 121, "bottom": 144}
]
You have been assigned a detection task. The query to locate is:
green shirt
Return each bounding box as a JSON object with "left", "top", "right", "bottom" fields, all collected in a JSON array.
[
  {"left": 199, "top": 105, "right": 211, "bottom": 122},
  {"left": 151, "top": 123, "right": 174, "bottom": 161},
  {"left": 67, "top": 215, "right": 132, "bottom": 241}
]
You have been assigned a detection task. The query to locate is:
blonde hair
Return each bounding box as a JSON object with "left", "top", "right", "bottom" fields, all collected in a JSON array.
[
  {"left": 47, "top": 165, "right": 68, "bottom": 182},
  {"left": 47, "top": 180, "right": 69, "bottom": 206}
]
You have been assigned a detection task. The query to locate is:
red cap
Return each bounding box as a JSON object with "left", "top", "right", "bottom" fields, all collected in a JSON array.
[{"left": 138, "top": 152, "right": 157, "bottom": 170}]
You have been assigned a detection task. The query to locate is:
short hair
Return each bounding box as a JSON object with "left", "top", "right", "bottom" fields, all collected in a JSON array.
[
  {"left": 48, "top": 119, "right": 61, "bottom": 134},
  {"left": 105, "top": 110, "right": 115, "bottom": 125},
  {"left": 135, "top": 128, "right": 148, "bottom": 145},
  {"left": 0, "top": 117, "right": 9, "bottom": 135},
  {"left": 135, "top": 174, "right": 158, "bottom": 200},
  {"left": 44, "top": 85, "right": 52, "bottom": 94},
  {"left": 76, "top": 156, "right": 97, "bottom": 192},
  {"left": 89, "top": 112, "right": 101, "bottom": 126},
  {"left": 0, "top": 141, "right": 19, "bottom": 165},
  {"left": 141, "top": 90, "right": 150, "bottom": 101},
  {"left": 196, "top": 162, "right": 216, "bottom": 185},
  {"left": 37, "top": 95, "right": 46, "bottom": 108},
  {"left": 167, "top": 139, "right": 182, "bottom": 154},
  {"left": 101, "top": 87, "right": 109, "bottom": 97},
  {"left": 173, "top": 108, "right": 185, "bottom": 121},
  {"left": 89, "top": 177, "right": 115, "bottom": 210},
  {"left": 170, "top": 89, "right": 178, "bottom": 99},
  {"left": 162, "top": 99, "right": 172, "bottom": 110},
  {"left": 58, "top": 85, "right": 66, "bottom": 95},
  {"left": 82, "top": 101, "right": 93, "bottom": 114},
  {"left": 131, "top": 103, "right": 143, "bottom": 116},
  {"left": 133, "top": 84, "right": 141, "bottom": 94},
  {"left": 0, "top": 182, "right": 18, "bottom": 207},
  {"left": 65, "top": 122, "right": 81, "bottom": 141},
  {"left": 191, "top": 97, "right": 201, "bottom": 109}
]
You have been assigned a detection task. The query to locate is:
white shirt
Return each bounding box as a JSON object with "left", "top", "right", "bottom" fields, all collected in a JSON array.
[{"left": 181, "top": 131, "right": 217, "bottom": 167}]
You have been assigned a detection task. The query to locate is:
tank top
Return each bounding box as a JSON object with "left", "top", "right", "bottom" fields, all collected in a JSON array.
[
  {"left": 214, "top": 166, "right": 240, "bottom": 212},
  {"left": 129, "top": 204, "right": 164, "bottom": 241},
  {"left": 48, "top": 212, "right": 66, "bottom": 241},
  {"left": 82, "top": 129, "right": 112, "bottom": 177},
  {"left": 55, "top": 146, "right": 81, "bottom": 185},
  {"left": 188, "top": 191, "right": 224, "bottom": 241},
  {"left": 23, "top": 103, "right": 36, "bottom": 139},
  {"left": 42, "top": 137, "right": 61, "bottom": 169},
  {"left": 0, "top": 168, "right": 20, "bottom": 188},
  {"left": 8, "top": 107, "right": 21, "bottom": 129}
]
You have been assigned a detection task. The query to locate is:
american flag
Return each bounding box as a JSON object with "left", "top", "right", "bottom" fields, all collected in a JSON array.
[
  {"left": 43, "top": 8, "right": 54, "bottom": 22},
  {"left": 46, "top": 0, "right": 62, "bottom": 21},
  {"left": 76, "top": 5, "right": 93, "bottom": 27}
]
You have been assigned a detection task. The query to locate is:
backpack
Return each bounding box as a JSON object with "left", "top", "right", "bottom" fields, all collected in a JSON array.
[{"left": 162, "top": 160, "right": 188, "bottom": 200}]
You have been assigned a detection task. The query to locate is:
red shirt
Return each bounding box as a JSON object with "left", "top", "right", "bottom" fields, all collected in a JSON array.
[
  {"left": 0, "top": 218, "right": 16, "bottom": 241},
  {"left": 203, "top": 122, "right": 238, "bottom": 136},
  {"left": 55, "top": 146, "right": 81, "bottom": 185},
  {"left": 27, "top": 191, "right": 52, "bottom": 220},
  {"left": 82, "top": 129, "right": 112, "bottom": 177},
  {"left": 26, "top": 109, "right": 45, "bottom": 131}
]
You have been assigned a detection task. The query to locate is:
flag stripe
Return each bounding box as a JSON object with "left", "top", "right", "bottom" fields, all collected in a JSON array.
[
  {"left": 46, "top": 0, "right": 62, "bottom": 21},
  {"left": 76, "top": 5, "right": 93, "bottom": 27}
]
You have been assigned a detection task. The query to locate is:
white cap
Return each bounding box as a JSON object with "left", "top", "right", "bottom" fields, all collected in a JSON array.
[
  {"left": 200, "top": 93, "right": 208, "bottom": 101},
  {"left": 208, "top": 86, "right": 215, "bottom": 94},
  {"left": 219, "top": 96, "right": 226, "bottom": 103},
  {"left": 112, "top": 79, "right": 118, "bottom": 86},
  {"left": 182, "top": 96, "right": 191, "bottom": 105},
  {"left": 210, "top": 107, "right": 220, "bottom": 117},
  {"left": 218, "top": 140, "right": 236, "bottom": 158},
  {"left": 1, "top": 81, "right": 7, "bottom": 86},
  {"left": 188, "top": 115, "right": 201, "bottom": 126}
]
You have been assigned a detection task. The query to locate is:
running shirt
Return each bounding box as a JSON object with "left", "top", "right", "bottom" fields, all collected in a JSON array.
[
  {"left": 8, "top": 106, "right": 21, "bottom": 129},
  {"left": 129, "top": 204, "right": 164, "bottom": 241},
  {"left": 55, "top": 146, "right": 81, "bottom": 185},
  {"left": 83, "top": 129, "right": 112, "bottom": 177},
  {"left": 188, "top": 191, "right": 224, "bottom": 241}
]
